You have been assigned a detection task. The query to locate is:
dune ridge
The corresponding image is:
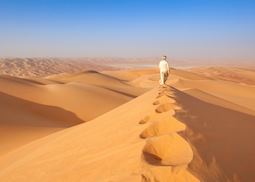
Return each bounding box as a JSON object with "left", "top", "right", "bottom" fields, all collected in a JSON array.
[
  {"left": 0, "top": 71, "right": 147, "bottom": 121},
  {"left": 139, "top": 85, "right": 199, "bottom": 182}
]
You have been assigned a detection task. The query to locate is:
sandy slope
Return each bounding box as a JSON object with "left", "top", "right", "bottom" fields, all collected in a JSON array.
[
  {"left": 0, "top": 71, "right": 147, "bottom": 121},
  {"left": 168, "top": 68, "right": 255, "bottom": 114},
  {"left": 0, "top": 85, "right": 198, "bottom": 182},
  {"left": 173, "top": 79, "right": 255, "bottom": 113},
  {"left": 0, "top": 92, "right": 83, "bottom": 155},
  {"left": 0, "top": 70, "right": 147, "bottom": 155},
  {"left": 174, "top": 89, "right": 255, "bottom": 182}
]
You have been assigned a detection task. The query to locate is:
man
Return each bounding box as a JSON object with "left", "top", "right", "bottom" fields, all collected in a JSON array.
[{"left": 159, "top": 55, "right": 170, "bottom": 85}]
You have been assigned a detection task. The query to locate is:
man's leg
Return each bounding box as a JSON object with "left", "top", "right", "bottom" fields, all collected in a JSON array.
[
  {"left": 160, "top": 72, "right": 164, "bottom": 85},
  {"left": 164, "top": 72, "right": 168, "bottom": 83}
]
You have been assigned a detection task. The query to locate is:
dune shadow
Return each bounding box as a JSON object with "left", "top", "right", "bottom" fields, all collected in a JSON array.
[
  {"left": 100, "top": 86, "right": 137, "bottom": 98},
  {"left": 0, "top": 91, "right": 84, "bottom": 128},
  {"left": 172, "top": 87, "right": 255, "bottom": 182}
]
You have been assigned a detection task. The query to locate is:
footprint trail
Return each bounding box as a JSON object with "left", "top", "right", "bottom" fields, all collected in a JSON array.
[{"left": 139, "top": 85, "right": 200, "bottom": 182}]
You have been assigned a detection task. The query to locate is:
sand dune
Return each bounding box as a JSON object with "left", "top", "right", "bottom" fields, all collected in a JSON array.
[
  {"left": 174, "top": 88, "right": 255, "bottom": 182},
  {"left": 182, "top": 88, "right": 255, "bottom": 116},
  {"left": 0, "top": 71, "right": 147, "bottom": 121},
  {"left": 0, "top": 70, "right": 147, "bottom": 155},
  {"left": 0, "top": 66, "right": 254, "bottom": 181},
  {"left": 0, "top": 92, "right": 83, "bottom": 155},
  {"left": 190, "top": 67, "right": 255, "bottom": 85},
  {"left": 103, "top": 68, "right": 159, "bottom": 81},
  {"left": 0, "top": 85, "right": 198, "bottom": 182},
  {"left": 47, "top": 70, "right": 146, "bottom": 97},
  {"left": 172, "top": 77, "right": 255, "bottom": 113}
]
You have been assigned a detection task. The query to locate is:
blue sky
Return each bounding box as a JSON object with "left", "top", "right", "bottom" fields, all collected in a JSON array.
[{"left": 0, "top": 0, "right": 254, "bottom": 63}]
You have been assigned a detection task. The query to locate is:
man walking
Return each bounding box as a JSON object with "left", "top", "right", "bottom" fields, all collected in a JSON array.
[{"left": 159, "top": 55, "right": 170, "bottom": 85}]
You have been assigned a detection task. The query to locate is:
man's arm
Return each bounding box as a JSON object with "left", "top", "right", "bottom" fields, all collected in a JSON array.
[{"left": 167, "top": 62, "right": 170, "bottom": 74}]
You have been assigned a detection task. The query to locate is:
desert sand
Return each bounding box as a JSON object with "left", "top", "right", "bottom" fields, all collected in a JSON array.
[
  {"left": 0, "top": 63, "right": 255, "bottom": 182},
  {"left": 0, "top": 65, "right": 147, "bottom": 155}
]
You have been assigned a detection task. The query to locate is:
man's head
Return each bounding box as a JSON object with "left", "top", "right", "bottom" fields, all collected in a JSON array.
[{"left": 161, "top": 55, "right": 167, "bottom": 60}]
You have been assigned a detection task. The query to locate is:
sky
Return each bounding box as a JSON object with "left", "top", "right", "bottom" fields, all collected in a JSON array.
[{"left": 0, "top": 0, "right": 255, "bottom": 63}]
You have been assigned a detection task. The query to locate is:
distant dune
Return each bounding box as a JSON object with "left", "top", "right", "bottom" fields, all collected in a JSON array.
[
  {"left": 0, "top": 64, "right": 254, "bottom": 181},
  {"left": 0, "top": 58, "right": 116, "bottom": 78},
  {"left": 190, "top": 67, "right": 255, "bottom": 85}
]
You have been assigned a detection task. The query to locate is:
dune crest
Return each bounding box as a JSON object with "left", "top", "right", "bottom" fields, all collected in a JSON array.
[
  {"left": 140, "top": 117, "right": 186, "bottom": 138},
  {"left": 139, "top": 85, "right": 199, "bottom": 182},
  {"left": 143, "top": 134, "right": 193, "bottom": 166}
]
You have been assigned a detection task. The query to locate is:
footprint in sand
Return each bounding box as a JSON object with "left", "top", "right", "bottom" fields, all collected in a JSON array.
[
  {"left": 156, "top": 94, "right": 163, "bottom": 99},
  {"left": 165, "top": 93, "right": 175, "bottom": 98},
  {"left": 155, "top": 103, "right": 176, "bottom": 114},
  {"left": 143, "top": 134, "right": 193, "bottom": 166},
  {"left": 152, "top": 100, "right": 160, "bottom": 105},
  {"left": 139, "top": 115, "right": 150, "bottom": 124},
  {"left": 139, "top": 110, "right": 176, "bottom": 126},
  {"left": 156, "top": 92, "right": 175, "bottom": 99},
  {"left": 140, "top": 117, "right": 186, "bottom": 139},
  {"left": 153, "top": 96, "right": 176, "bottom": 106}
]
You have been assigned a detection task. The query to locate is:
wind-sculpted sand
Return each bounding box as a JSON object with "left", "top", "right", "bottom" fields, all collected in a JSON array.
[
  {"left": 0, "top": 66, "right": 254, "bottom": 181},
  {"left": 0, "top": 70, "right": 147, "bottom": 155},
  {"left": 139, "top": 117, "right": 186, "bottom": 138}
]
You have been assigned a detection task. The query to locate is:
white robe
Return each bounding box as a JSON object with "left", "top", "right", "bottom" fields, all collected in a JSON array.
[{"left": 159, "top": 60, "right": 169, "bottom": 85}]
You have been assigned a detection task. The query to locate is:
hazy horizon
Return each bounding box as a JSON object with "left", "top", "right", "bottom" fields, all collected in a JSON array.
[{"left": 0, "top": 0, "right": 255, "bottom": 64}]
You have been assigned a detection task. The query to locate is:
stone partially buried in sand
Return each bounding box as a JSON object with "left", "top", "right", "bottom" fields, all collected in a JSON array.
[
  {"left": 140, "top": 117, "right": 186, "bottom": 138},
  {"left": 143, "top": 134, "right": 193, "bottom": 166}
]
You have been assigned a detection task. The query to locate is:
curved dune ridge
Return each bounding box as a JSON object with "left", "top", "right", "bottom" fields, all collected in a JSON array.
[
  {"left": 0, "top": 70, "right": 148, "bottom": 155},
  {"left": 0, "top": 70, "right": 148, "bottom": 122},
  {"left": 140, "top": 85, "right": 199, "bottom": 182}
]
